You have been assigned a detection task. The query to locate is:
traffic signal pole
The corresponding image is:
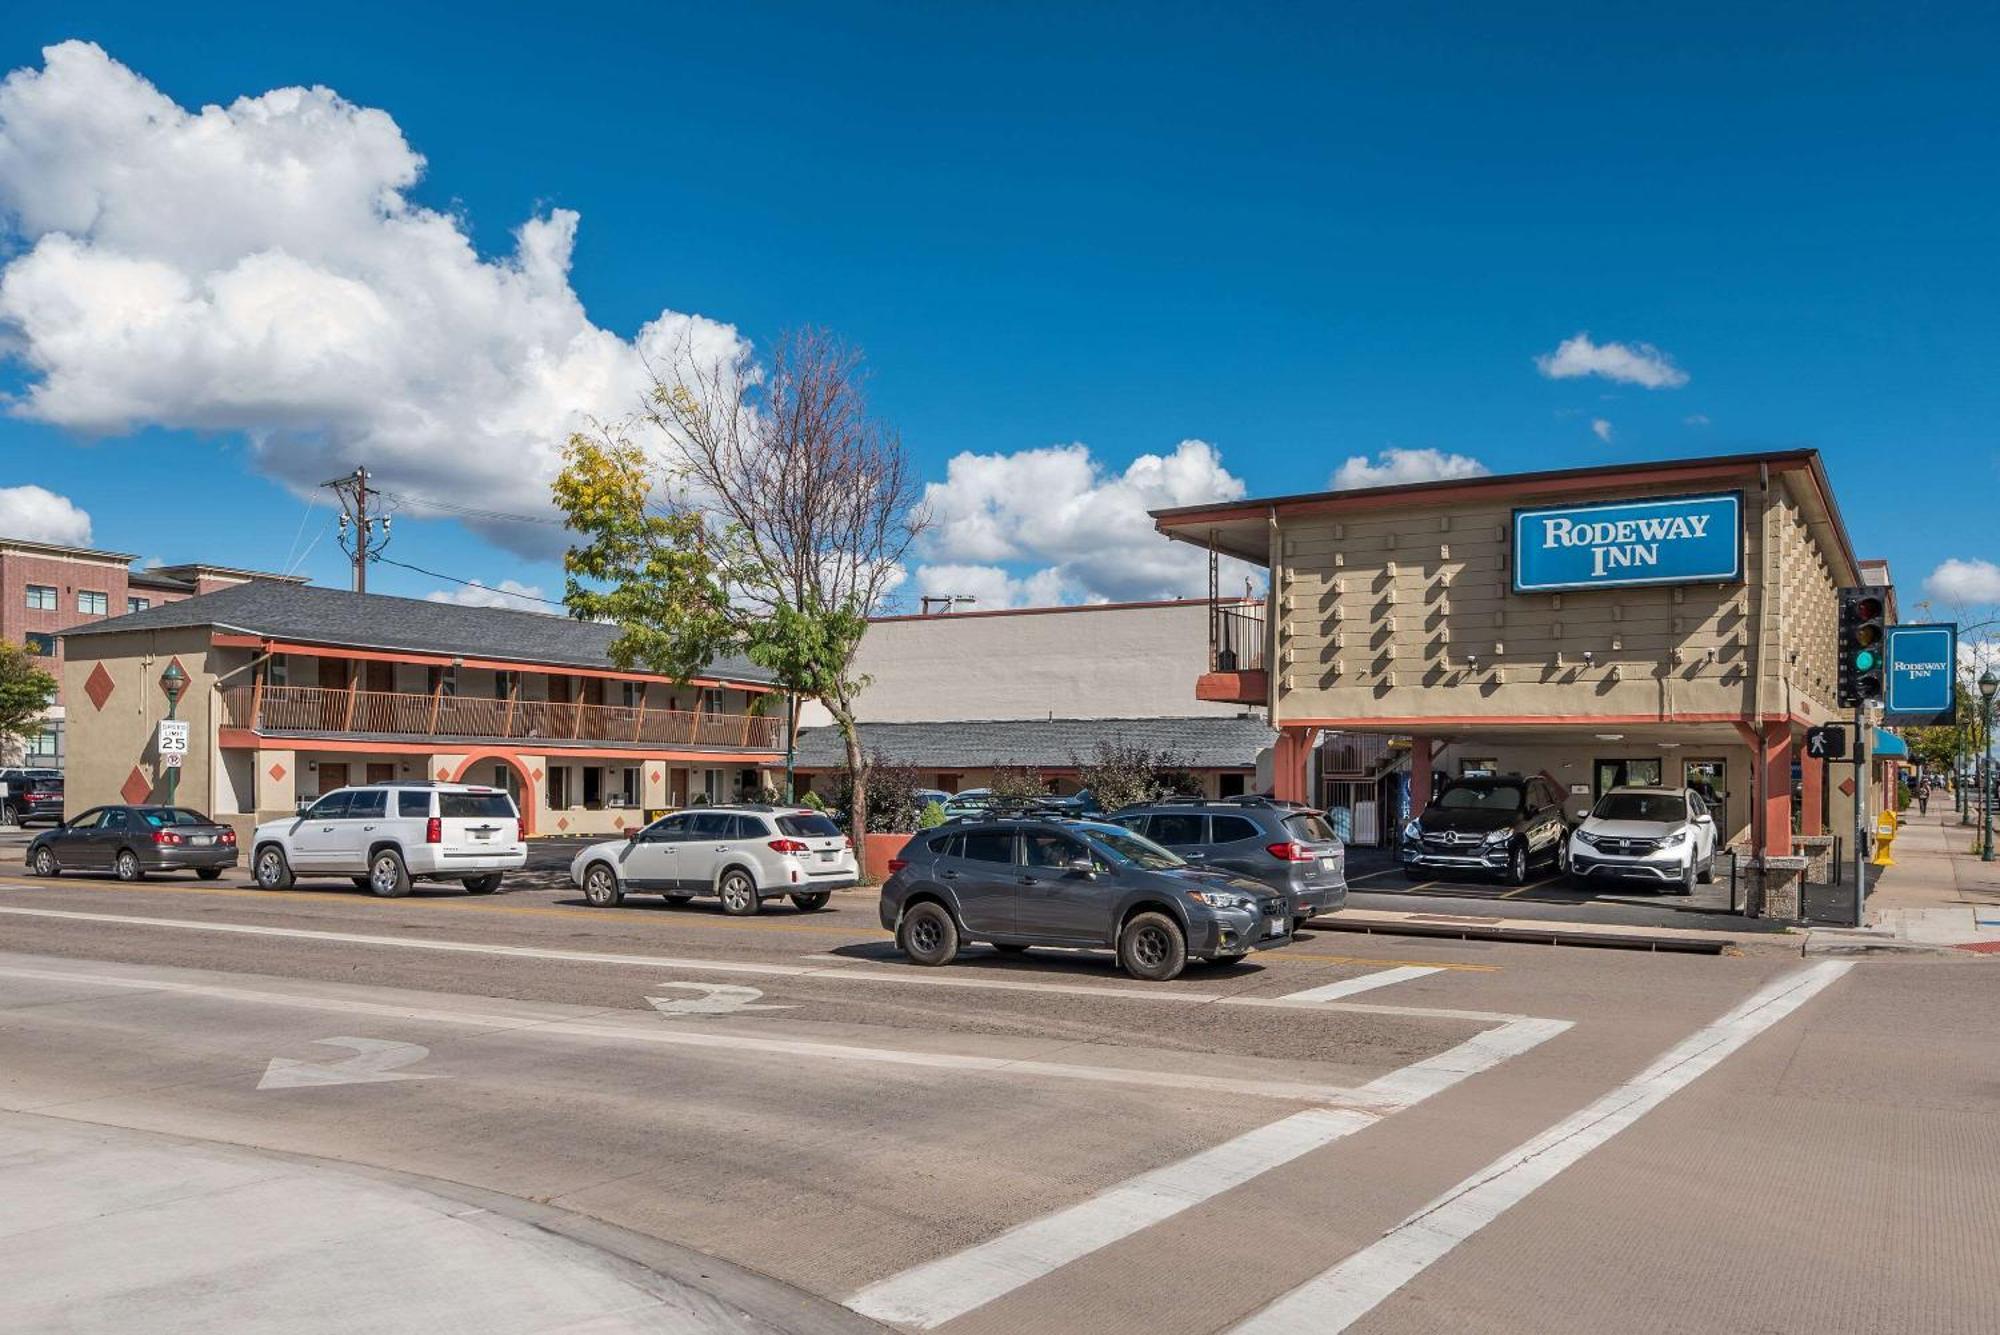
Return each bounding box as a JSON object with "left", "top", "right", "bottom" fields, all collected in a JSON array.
[{"left": 1852, "top": 700, "right": 1866, "bottom": 927}]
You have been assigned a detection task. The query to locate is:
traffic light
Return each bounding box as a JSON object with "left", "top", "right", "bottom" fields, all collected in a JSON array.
[{"left": 1837, "top": 586, "right": 1888, "bottom": 707}]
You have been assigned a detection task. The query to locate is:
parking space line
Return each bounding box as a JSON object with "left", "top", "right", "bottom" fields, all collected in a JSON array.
[
  {"left": 1273, "top": 966, "right": 1444, "bottom": 1003},
  {"left": 845, "top": 1010, "right": 1569, "bottom": 1329},
  {"left": 1228, "top": 962, "right": 1853, "bottom": 1335},
  {"left": 1498, "top": 875, "right": 1561, "bottom": 899}
]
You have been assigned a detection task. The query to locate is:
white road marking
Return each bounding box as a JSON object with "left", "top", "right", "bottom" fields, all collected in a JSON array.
[
  {"left": 1228, "top": 961, "right": 1855, "bottom": 1335},
  {"left": 0, "top": 963, "right": 1376, "bottom": 1106},
  {"left": 844, "top": 1010, "right": 1569, "bottom": 1329},
  {"left": 259, "top": 1037, "right": 437, "bottom": 1090},
  {"left": 648, "top": 983, "right": 793, "bottom": 1017},
  {"left": 1275, "top": 965, "right": 1443, "bottom": 1003},
  {"left": 0, "top": 905, "right": 1497, "bottom": 1016}
]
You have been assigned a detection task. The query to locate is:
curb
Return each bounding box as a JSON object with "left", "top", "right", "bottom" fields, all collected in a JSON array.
[
  {"left": 1311, "top": 908, "right": 1765, "bottom": 955},
  {"left": 1801, "top": 928, "right": 1972, "bottom": 958}
]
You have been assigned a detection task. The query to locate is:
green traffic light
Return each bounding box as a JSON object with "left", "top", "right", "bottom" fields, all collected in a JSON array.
[{"left": 1855, "top": 648, "right": 1878, "bottom": 671}]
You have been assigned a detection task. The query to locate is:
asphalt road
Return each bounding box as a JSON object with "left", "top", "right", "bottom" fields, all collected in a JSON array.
[{"left": 1, "top": 856, "right": 1995, "bottom": 1334}]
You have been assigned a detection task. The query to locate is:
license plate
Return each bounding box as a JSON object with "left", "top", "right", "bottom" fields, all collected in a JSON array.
[
  {"left": 472, "top": 830, "right": 491, "bottom": 840},
  {"left": 1319, "top": 855, "right": 1338, "bottom": 870},
  {"left": 1265, "top": 917, "right": 1287, "bottom": 938},
  {"left": 191, "top": 835, "right": 212, "bottom": 847},
  {"left": 818, "top": 850, "right": 837, "bottom": 863}
]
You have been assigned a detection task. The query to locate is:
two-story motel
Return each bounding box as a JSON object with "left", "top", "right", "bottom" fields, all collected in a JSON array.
[
  {"left": 1155, "top": 449, "right": 1878, "bottom": 916},
  {"left": 60, "top": 582, "right": 783, "bottom": 840}
]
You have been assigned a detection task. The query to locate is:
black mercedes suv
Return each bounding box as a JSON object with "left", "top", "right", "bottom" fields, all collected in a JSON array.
[{"left": 1399, "top": 774, "right": 1570, "bottom": 884}]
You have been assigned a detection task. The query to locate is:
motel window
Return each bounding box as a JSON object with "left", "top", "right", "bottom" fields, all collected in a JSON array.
[
  {"left": 621, "top": 681, "right": 644, "bottom": 709},
  {"left": 24, "top": 584, "right": 56, "bottom": 611},
  {"left": 127, "top": 596, "right": 151, "bottom": 614},
  {"left": 266, "top": 658, "right": 288, "bottom": 687},
  {"left": 77, "top": 590, "right": 108, "bottom": 615},
  {"left": 546, "top": 767, "right": 569, "bottom": 811},
  {"left": 23, "top": 632, "right": 55, "bottom": 657},
  {"left": 618, "top": 767, "right": 640, "bottom": 807},
  {"left": 700, "top": 688, "right": 725, "bottom": 716},
  {"left": 428, "top": 665, "right": 458, "bottom": 697},
  {"left": 25, "top": 724, "right": 60, "bottom": 762},
  {"left": 494, "top": 670, "right": 517, "bottom": 699}
]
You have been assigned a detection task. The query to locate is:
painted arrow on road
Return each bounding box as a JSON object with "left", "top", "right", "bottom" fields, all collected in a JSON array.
[
  {"left": 258, "top": 1037, "right": 440, "bottom": 1090},
  {"left": 648, "top": 983, "right": 794, "bottom": 1018}
]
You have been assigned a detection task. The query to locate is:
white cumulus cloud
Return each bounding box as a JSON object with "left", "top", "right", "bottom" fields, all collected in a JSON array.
[
  {"left": 1591, "top": 417, "right": 1615, "bottom": 443},
  {"left": 1536, "top": 332, "right": 1689, "bottom": 389},
  {"left": 0, "top": 41, "right": 745, "bottom": 558},
  {"left": 911, "top": 563, "right": 1072, "bottom": 611},
  {"left": 1925, "top": 558, "right": 2000, "bottom": 606},
  {"left": 916, "top": 439, "right": 1254, "bottom": 604},
  {"left": 424, "top": 579, "right": 553, "bottom": 613},
  {"left": 0, "top": 484, "right": 91, "bottom": 545},
  {"left": 1329, "top": 447, "right": 1488, "bottom": 490}
]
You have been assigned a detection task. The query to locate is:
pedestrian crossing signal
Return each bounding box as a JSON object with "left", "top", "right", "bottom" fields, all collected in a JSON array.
[{"left": 1837, "top": 587, "right": 1888, "bottom": 707}]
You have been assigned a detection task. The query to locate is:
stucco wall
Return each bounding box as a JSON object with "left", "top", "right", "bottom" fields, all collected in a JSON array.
[{"left": 59, "top": 625, "right": 221, "bottom": 817}]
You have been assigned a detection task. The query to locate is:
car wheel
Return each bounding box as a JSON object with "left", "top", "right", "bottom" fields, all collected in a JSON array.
[
  {"left": 254, "top": 845, "right": 294, "bottom": 890},
  {"left": 717, "top": 870, "right": 759, "bottom": 916},
  {"left": 1, "top": 803, "right": 17, "bottom": 826},
  {"left": 897, "top": 901, "right": 959, "bottom": 966},
  {"left": 992, "top": 943, "right": 1030, "bottom": 955},
  {"left": 1696, "top": 850, "right": 1716, "bottom": 885},
  {"left": 463, "top": 873, "right": 504, "bottom": 895},
  {"left": 1676, "top": 858, "right": 1697, "bottom": 896},
  {"left": 789, "top": 892, "right": 830, "bottom": 912},
  {"left": 1119, "top": 911, "right": 1187, "bottom": 982},
  {"left": 115, "top": 849, "right": 145, "bottom": 882},
  {"left": 31, "top": 846, "right": 58, "bottom": 877},
  {"left": 1505, "top": 841, "right": 1529, "bottom": 885},
  {"left": 583, "top": 863, "right": 623, "bottom": 907},
  {"left": 367, "top": 848, "right": 412, "bottom": 898},
  {"left": 196, "top": 868, "right": 223, "bottom": 881}
]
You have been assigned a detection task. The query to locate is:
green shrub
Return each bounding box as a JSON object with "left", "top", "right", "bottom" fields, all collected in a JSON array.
[
  {"left": 801, "top": 790, "right": 826, "bottom": 811},
  {"left": 918, "top": 800, "right": 947, "bottom": 829}
]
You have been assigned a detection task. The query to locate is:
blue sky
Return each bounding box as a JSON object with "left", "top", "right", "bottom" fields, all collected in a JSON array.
[{"left": 1, "top": 2, "right": 1996, "bottom": 615}]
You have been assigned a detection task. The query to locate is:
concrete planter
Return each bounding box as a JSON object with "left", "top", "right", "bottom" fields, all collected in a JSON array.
[{"left": 862, "top": 831, "right": 914, "bottom": 886}]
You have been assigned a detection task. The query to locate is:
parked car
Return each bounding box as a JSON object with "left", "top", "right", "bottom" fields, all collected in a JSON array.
[
  {"left": 571, "top": 804, "right": 858, "bottom": 914},
  {"left": 941, "top": 788, "right": 994, "bottom": 820},
  {"left": 26, "top": 805, "right": 238, "bottom": 881},
  {"left": 251, "top": 781, "right": 525, "bottom": 897},
  {"left": 1109, "top": 796, "right": 1346, "bottom": 927},
  {"left": 1029, "top": 788, "right": 1101, "bottom": 816},
  {"left": 913, "top": 788, "right": 951, "bottom": 813},
  {"left": 1566, "top": 786, "right": 1718, "bottom": 893},
  {"left": 879, "top": 815, "right": 1293, "bottom": 981},
  {"left": 1400, "top": 774, "right": 1569, "bottom": 884},
  {"left": 0, "top": 768, "right": 65, "bottom": 826}
]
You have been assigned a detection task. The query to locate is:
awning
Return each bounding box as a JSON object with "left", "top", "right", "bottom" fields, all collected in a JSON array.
[{"left": 1871, "top": 729, "right": 1909, "bottom": 758}]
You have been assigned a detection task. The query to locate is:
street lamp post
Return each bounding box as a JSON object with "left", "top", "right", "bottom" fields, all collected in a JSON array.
[
  {"left": 1980, "top": 669, "right": 1997, "bottom": 862},
  {"left": 159, "top": 661, "right": 188, "bottom": 808}
]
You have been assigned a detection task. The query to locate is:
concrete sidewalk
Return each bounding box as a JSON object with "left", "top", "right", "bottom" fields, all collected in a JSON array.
[
  {"left": 0, "top": 1112, "right": 830, "bottom": 1334},
  {"left": 1809, "top": 809, "right": 2000, "bottom": 954}
]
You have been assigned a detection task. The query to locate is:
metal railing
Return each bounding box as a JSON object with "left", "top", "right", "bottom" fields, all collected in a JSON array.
[
  {"left": 221, "top": 684, "right": 781, "bottom": 751},
  {"left": 1210, "top": 602, "right": 1267, "bottom": 674}
]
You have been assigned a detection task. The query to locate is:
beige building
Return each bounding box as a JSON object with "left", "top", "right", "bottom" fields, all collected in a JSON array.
[
  {"left": 60, "top": 582, "right": 783, "bottom": 841},
  {"left": 1155, "top": 449, "right": 1881, "bottom": 914}
]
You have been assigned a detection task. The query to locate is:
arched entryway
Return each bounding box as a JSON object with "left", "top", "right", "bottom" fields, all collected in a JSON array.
[{"left": 449, "top": 750, "right": 540, "bottom": 836}]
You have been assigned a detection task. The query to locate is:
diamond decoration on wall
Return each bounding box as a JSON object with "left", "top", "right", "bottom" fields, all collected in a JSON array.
[
  {"left": 268, "top": 762, "right": 287, "bottom": 783},
  {"left": 613, "top": 816, "right": 625, "bottom": 830},
  {"left": 436, "top": 766, "right": 450, "bottom": 779},
  {"left": 85, "top": 663, "right": 116, "bottom": 711},
  {"left": 556, "top": 816, "right": 570, "bottom": 831},
  {"left": 120, "top": 767, "right": 153, "bottom": 806},
  {"left": 649, "top": 770, "right": 661, "bottom": 784},
  {"left": 155, "top": 656, "right": 189, "bottom": 698},
  {"left": 532, "top": 767, "right": 544, "bottom": 781}
]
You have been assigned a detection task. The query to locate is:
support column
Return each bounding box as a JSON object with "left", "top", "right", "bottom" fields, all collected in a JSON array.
[
  {"left": 1759, "top": 721, "right": 1794, "bottom": 858},
  {"left": 1409, "top": 736, "right": 1435, "bottom": 817},
  {"left": 1799, "top": 749, "right": 1824, "bottom": 836},
  {"left": 1272, "top": 727, "right": 1312, "bottom": 804}
]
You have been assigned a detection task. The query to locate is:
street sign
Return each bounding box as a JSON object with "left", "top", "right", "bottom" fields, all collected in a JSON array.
[
  {"left": 157, "top": 719, "right": 190, "bottom": 755},
  {"left": 162, "top": 751, "right": 183, "bottom": 769},
  {"left": 1805, "top": 725, "right": 1847, "bottom": 760},
  {"left": 1883, "top": 623, "right": 1958, "bottom": 726}
]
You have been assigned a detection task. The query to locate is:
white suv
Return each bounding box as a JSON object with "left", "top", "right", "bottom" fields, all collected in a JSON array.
[
  {"left": 253, "top": 782, "right": 526, "bottom": 897},
  {"left": 1565, "top": 785, "right": 1718, "bottom": 894},
  {"left": 571, "top": 805, "right": 858, "bottom": 915}
]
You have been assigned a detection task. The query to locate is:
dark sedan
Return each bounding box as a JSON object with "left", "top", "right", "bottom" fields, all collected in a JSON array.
[{"left": 27, "top": 806, "right": 239, "bottom": 882}]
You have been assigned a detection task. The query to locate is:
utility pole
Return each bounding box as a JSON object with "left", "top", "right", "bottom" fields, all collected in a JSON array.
[{"left": 324, "top": 467, "right": 389, "bottom": 592}]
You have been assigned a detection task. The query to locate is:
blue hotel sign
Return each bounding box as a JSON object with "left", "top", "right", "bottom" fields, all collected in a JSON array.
[
  {"left": 1513, "top": 492, "right": 1744, "bottom": 594},
  {"left": 1884, "top": 623, "right": 1958, "bottom": 726}
]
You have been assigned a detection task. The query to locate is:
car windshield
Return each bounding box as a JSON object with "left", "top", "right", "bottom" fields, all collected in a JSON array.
[
  {"left": 1593, "top": 792, "right": 1686, "bottom": 823},
  {"left": 141, "top": 808, "right": 211, "bottom": 827},
  {"left": 1085, "top": 827, "right": 1186, "bottom": 871},
  {"left": 1284, "top": 812, "right": 1337, "bottom": 842},
  {"left": 1436, "top": 783, "right": 1523, "bottom": 811},
  {"left": 439, "top": 792, "right": 516, "bottom": 818}
]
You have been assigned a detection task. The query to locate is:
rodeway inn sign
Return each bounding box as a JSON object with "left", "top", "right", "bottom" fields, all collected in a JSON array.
[{"left": 1512, "top": 491, "right": 1744, "bottom": 594}]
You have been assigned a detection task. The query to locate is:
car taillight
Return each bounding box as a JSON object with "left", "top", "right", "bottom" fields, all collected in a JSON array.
[
  {"left": 843, "top": 836, "right": 852, "bottom": 850},
  {"left": 426, "top": 817, "right": 442, "bottom": 844},
  {"left": 1266, "top": 841, "right": 1315, "bottom": 862},
  {"left": 768, "top": 839, "right": 809, "bottom": 854},
  {"left": 152, "top": 830, "right": 183, "bottom": 845},
  {"left": 887, "top": 858, "right": 908, "bottom": 873},
  {"left": 220, "top": 829, "right": 237, "bottom": 845},
  {"left": 516, "top": 818, "right": 525, "bottom": 842}
]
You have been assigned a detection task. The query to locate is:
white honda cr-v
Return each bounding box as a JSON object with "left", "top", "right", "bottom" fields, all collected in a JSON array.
[
  {"left": 571, "top": 804, "right": 858, "bottom": 914},
  {"left": 1565, "top": 785, "right": 1718, "bottom": 894},
  {"left": 253, "top": 781, "right": 526, "bottom": 897}
]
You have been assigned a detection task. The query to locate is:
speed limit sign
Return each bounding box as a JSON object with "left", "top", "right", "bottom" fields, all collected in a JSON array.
[{"left": 158, "top": 719, "right": 190, "bottom": 756}]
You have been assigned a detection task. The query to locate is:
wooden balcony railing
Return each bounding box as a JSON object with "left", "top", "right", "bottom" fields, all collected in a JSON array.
[{"left": 221, "top": 684, "right": 782, "bottom": 751}]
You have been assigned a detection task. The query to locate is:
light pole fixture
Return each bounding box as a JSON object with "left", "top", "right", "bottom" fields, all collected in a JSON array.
[
  {"left": 1980, "top": 669, "right": 1997, "bottom": 862},
  {"left": 159, "top": 661, "right": 188, "bottom": 807}
]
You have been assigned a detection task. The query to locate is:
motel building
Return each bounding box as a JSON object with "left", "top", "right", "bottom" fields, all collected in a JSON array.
[
  {"left": 59, "top": 582, "right": 782, "bottom": 841},
  {"left": 1154, "top": 449, "right": 1883, "bottom": 916}
]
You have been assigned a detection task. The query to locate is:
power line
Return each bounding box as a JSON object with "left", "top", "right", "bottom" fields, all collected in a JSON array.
[
  {"left": 322, "top": 467, "right": 390, "bottom": 592},
  {"left": 373, "top": 555, "right": 572, "bottom": 611},
  {"left": 380, "top": 490, "right": 568, "bottom": 528}
]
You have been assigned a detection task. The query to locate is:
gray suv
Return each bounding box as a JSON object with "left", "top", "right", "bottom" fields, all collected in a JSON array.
[
  {"left": 1109, "top": 798, "right": 1346, "bottom": 928},
  {"left": 878, "top": 817, "right": 1293, "bottom": 981}
]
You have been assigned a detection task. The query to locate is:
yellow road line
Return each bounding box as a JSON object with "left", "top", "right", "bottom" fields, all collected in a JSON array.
[{"left": 1498, "top": 875, "right": 1562, "bottom": 900}]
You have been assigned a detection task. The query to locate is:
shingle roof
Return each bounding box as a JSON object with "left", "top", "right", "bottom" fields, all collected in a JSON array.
[
  {"left": 791, "top": 716, "right": 1273, "bottom": 770},
  {"left": 61, "top": 580, "right": 775, "bottom": 684}
]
